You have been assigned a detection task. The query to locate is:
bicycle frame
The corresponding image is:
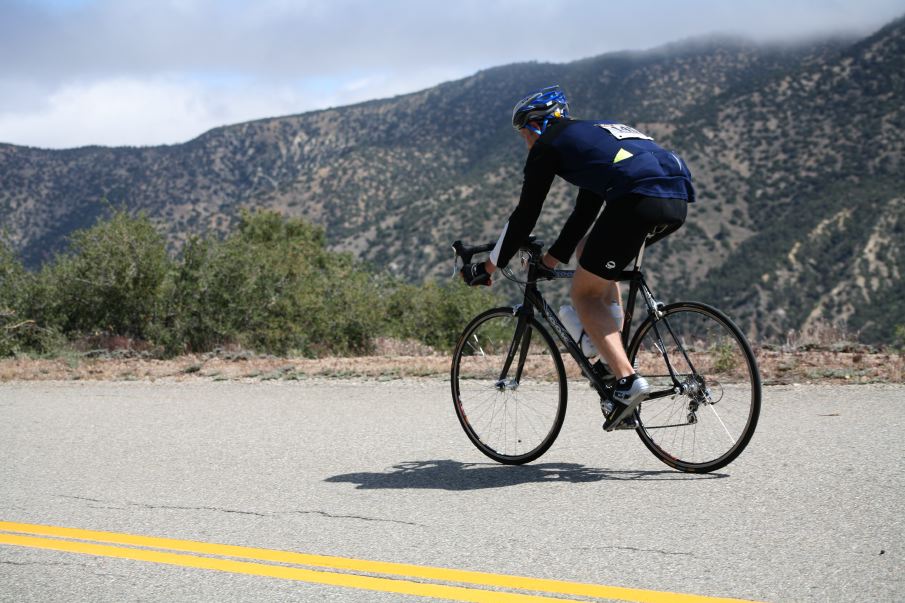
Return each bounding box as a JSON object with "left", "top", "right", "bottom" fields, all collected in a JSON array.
[
  {"left": 452, "top": 236, "right": 761, "bottom": 470},
  {"left": 501, "top": 242, "right": 689, "bottom": 402}
]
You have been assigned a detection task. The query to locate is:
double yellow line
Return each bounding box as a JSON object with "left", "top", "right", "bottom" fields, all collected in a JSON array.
[{"left": 0, "top": 521, "right": 758, "bottom": 602}]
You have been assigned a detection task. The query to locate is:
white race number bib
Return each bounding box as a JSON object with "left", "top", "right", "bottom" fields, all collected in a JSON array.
[{"left": 596, "top": 123, "right": 654, "bottom": 141}]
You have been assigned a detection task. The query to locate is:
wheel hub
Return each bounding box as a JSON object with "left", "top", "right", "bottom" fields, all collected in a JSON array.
[{"left": 494, "top": 378, "right": 519, "bottom": 391}]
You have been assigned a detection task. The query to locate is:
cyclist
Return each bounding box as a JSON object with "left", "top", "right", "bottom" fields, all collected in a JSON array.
[{"left": 461, "top": 85, "right": 694, "bottom": 431}]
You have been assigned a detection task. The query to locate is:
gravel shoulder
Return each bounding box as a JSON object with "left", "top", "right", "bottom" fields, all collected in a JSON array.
[{"left": 0, "top": 347, "right": 902, "bottom": 384}]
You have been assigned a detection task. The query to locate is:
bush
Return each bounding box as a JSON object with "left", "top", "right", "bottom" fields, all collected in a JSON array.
[
  {"left": 1, "top": 235, "right": 67, "bottom": 356},
  {"left": 386, "top": 280, "right": 500, "bottom": 351},
  {"left": 1, "top": 238, "right": 60, "bottom": 355},
  {"left": 159, "top": 210, "right": 386, "bottom": 356},
  {"left": 0, "top": 238, "right": 27, "bottom": 323},
  {"left": 30, "top": 210, "right": 171, "bottom": 341},
  {"left": 1, "top": 210, "right": 503, "bottom": 358}
]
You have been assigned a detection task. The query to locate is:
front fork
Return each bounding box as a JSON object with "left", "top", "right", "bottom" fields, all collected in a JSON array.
[{"left": 495, "top": 305, "right": 532, "bottom": 391}]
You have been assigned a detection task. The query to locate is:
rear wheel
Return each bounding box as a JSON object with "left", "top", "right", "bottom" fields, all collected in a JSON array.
[
  {"left": 628, "top": 302, "right": 760, "bottom": 473},
  {"left": 451, "top": 307, "right": 567, "bottom": 465}
]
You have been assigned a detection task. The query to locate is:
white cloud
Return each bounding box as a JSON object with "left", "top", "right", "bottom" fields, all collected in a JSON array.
[
  {"left": 2, "top": 79, "right": 206, "bottom": 148},
  {"left": 1, "top": 0, "right": 902, "bottom": 147},
  {"left": 0, "top": 69, "right": 472, "bottom": 148},
  {"left": 0, "top": 77, "right": 296, "bottom": 148}
]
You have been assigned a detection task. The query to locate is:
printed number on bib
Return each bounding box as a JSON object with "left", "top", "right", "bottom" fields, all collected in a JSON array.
[{"left": 596, "top": 123, "right": 654, "bottom": 141}]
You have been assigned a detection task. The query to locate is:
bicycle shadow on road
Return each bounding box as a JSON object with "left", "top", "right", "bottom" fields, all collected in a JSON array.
[{"left": 325, "top": 459, "right": 727, "bottom": 491}]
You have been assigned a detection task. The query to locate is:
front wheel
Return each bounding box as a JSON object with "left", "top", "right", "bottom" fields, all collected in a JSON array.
[
  {"left": 451, "top": 307, "right": 567, "bottom": 465},
  {"left": 627, "top": 302, "right": 761, "bottom": 473}
]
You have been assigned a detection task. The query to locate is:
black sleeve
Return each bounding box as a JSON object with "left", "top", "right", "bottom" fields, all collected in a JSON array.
[
  {"left": 547, "top": 188, "right": 604, "bottom": 262},
  {"left": 489, "top": 140, "right": 558, "bottom": 269}
]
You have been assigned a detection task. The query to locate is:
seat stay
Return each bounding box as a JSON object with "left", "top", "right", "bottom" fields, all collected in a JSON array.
[
  {"left": 659, "top": 310, "right": 701, "bottom": 377},
  {"left": 644, "top": 316, "right": 684, "bottom": 389}
]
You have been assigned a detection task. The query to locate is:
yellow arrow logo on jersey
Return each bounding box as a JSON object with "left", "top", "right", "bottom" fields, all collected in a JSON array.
[{"left": 613, "top": 148, "right": 634, "bottom": 163}]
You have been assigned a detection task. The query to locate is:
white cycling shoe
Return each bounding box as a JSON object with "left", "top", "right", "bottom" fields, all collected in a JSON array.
[{"left": 601, "top": 374, "right": 650, "bottom": 432}]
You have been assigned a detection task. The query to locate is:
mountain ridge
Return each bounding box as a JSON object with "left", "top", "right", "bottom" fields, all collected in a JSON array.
[{"left": 1, "top": 17, "right": 903, "bottom": 343}]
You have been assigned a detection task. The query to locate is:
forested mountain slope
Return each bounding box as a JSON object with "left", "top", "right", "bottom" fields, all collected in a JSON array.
[{"left": 1, "top": 16, "right": 902, "bottom": 342}]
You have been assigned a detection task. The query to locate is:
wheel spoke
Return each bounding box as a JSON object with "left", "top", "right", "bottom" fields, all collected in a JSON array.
[
  {"left": 630, "top": 303, "right": 760, "bottom": 472},
  {"left": 452, "top": 309, "right": 566, "bottom": 465},
  {"left": 706, "top": 403, "right": 737, "bottom": 445}
]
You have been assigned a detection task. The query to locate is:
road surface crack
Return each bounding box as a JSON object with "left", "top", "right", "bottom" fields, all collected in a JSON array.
[
  {"left": 56, "top": 494, "right": 268, "bottom": 517},
  {"left": 55, "top": 494, "right": 419, "bottom": 525},
  {"left": 132, "top": 504, "right": 269, "bottom": 517},
  {"left": 286, "top": 510, "right": 422, "bottom": 526},
  {"left": 57, "top": 495, "right": 108, "bottom": 504},
  {"left": 579, "top": 545, "right": 694, "bottom": 557},
  {"left": 0, "top": 560, "right": 96, "bottom": 568}
]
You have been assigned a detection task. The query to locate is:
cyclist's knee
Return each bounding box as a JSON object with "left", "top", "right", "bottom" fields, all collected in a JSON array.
[{"left": 571, "top": 266, "right": 608, "bottom": 302}]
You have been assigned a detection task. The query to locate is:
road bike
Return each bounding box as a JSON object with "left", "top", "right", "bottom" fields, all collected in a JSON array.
[{"left": 450, "top": 236, "right": 761, "bottom": 473}]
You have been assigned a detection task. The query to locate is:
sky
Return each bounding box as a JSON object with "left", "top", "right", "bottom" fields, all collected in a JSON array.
[{"left": 1, "top": 0, "right": 902, "bottom": 149}]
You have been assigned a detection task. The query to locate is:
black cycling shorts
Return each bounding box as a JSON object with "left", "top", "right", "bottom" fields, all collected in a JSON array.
[{"left": 579, "top": 194, "right": 687, "bottom": 280}]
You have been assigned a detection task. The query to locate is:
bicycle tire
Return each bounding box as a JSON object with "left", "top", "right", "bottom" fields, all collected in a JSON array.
[
  {"left": 627, "top": 302, "right": 761, "bottom": 473},
  {"left": 451, "top": 307, "right": 567, "bottom": 465}
]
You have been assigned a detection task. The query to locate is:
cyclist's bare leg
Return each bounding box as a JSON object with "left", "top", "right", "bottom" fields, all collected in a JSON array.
[
  {"left": 571, "top": 267, "right": 634, "bottom": 379},
  {"left": 574, "top": 236, "right": 624, "bottom": 335}
]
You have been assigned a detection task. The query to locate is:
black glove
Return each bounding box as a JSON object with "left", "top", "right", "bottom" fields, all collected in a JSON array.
[{"left": 461, "top": 262, "right": 492, "bottom": 286}]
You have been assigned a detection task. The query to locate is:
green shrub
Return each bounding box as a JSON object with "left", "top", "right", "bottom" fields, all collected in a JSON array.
[
  {"left": 1, "top": 237, "right": 65, "bottom": 356},
  {"left": 0, "top": 237, "right": 27, "bottom": 315},
  {"left": 155, "top": 235, "right": 217, "bottom": 353},
  {"left": 30, "top": 210, "right": 171, "bottom": 341},
  {"left": 1, "top": 210, "right": 503, "bottom": 358},
  {"left": 386, "top": 280, "right": 500, "bottom": 351},
  {"left": 895, "top": 324, "right": 905, "bottom": 350},
  {"left": 159, "top": 210, "right": 386, "bottom": 356}
]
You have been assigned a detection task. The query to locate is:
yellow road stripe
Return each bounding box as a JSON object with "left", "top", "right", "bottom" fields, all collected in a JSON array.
[
  {"left": 0, "top": 521, "right": 760, "bottom": 603},
  {"left": 0, "top": 533, "right": 569, "bottom": 603}
]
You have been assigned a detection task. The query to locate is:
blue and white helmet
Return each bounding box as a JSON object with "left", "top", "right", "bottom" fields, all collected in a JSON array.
[{"left": 511, "top": 85, "right": 570, "bottom": 134}]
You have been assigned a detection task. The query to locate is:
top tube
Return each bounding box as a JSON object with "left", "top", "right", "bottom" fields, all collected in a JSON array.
[{"left": 546, "top": 269, "right": 640, "bottom": 282}]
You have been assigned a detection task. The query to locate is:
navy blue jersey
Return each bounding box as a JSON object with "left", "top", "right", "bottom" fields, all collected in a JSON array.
[{"left": 490, "top": 119, "right": 694, "bottom": 269}]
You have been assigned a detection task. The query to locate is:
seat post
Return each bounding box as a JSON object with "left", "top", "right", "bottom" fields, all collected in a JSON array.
[{"left": 633, "top": 239, "right": 648, "bottom": 271}]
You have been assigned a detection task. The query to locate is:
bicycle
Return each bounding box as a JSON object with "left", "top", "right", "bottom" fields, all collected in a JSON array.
[{"left": 450, "top": 236, "right": 761, "bottom": 473}]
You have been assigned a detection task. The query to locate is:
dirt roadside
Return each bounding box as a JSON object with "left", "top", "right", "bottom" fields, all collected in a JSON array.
[{"left": 1, "top": 348, "right": 901, "bottom": 384}]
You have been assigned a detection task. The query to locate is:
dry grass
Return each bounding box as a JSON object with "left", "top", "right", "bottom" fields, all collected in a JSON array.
[
  {"left": 0, "top": 353, "right": 450, "bottom": 383},
  {"left": 0, "top": 347, "right": 901, "bottom": 384}
]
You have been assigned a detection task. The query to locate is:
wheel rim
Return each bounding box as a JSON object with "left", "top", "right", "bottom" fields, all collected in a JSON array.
[
  {"left": 454, "top": 311, "right": 565, "bottom": 461},
  {"left": 631, "top": 306, "right": 759, "bottom": 469}
]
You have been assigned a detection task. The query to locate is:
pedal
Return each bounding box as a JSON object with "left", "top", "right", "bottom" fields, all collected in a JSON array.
[
  {"left": 602, "top": 416, "right": 638, "bottom": 432},
  {"left": 613, "top": 417, "right": 638, "bottom": 430}
]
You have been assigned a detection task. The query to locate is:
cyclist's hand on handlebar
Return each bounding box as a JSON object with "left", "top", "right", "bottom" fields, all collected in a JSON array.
[
  {"left": 533, "top": 252, "right": 560, "bottom": 280},
  {"left": 461, "top": 261, "right": 493, "bottom": 286}
]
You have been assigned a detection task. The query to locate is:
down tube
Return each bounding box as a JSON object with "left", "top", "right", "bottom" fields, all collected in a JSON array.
[{"left": 525, "top": 286, "right": 598, "bottom": 389}]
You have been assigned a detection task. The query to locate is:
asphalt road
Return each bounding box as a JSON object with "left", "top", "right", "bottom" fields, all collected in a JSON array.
[{"left": 0, "top": 380, "right": 902, "bottom": 602}]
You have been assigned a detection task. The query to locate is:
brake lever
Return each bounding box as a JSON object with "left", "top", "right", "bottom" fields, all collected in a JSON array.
[{"left": 451, "top": 245, "right": 462, "bottom": 278}]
